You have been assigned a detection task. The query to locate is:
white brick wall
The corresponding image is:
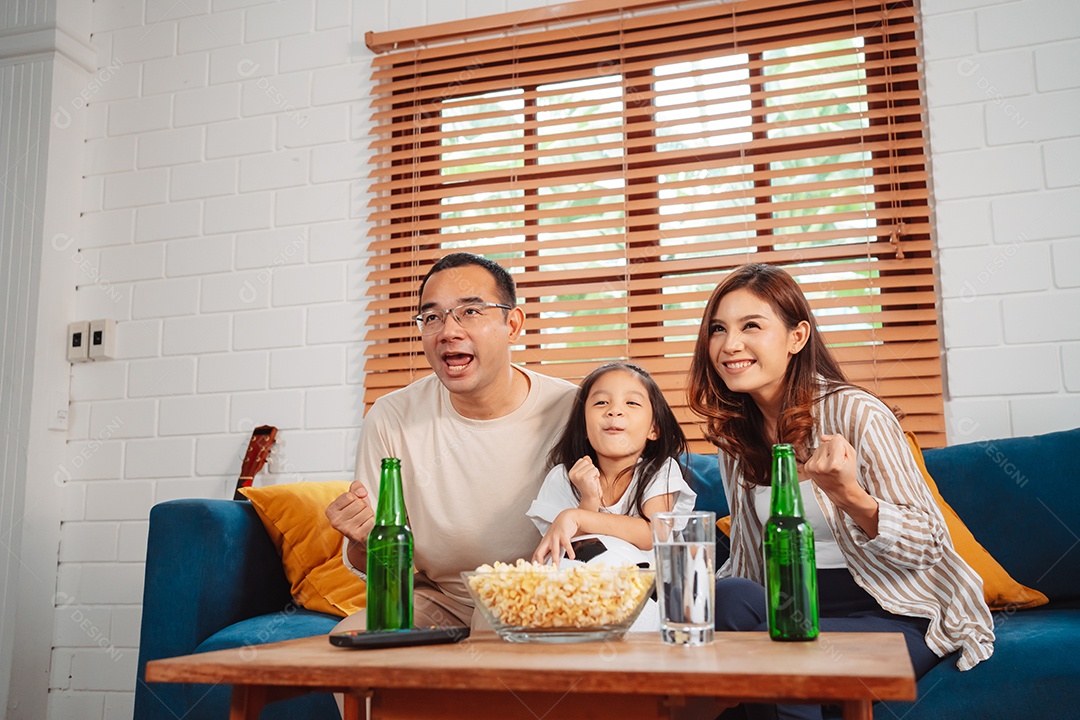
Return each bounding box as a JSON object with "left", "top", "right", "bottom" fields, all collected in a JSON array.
[
  {"left": 974, "top": 0, "right": 1080, "bottom": 49},
  {"left": 137, "top": 127, "right": 203, "bottom": 169},
  {"left": 1034, "top": 40, "right": 1080, "bottom": 92},
  {"left": 135, "top": 201, "right": 201, "bottom": 241},
  {"left": 142, "top": 53, "right": 208, "bottom": 95},
  {"left": 233, "top": 307, "right": 304, "bottom": 349},
  {"left": 206, "top": 116, "right": 275, "bottom": 158},
  {"left": 81, "top": 209, "right": 134, "bottom": 247},
  {"left": 173, "top": 83, "right": 240, "bottom": 127},
  {"left": 209, "top": 41, "right": 276, "bottom": 85},
  {"left": 132, "top": 278, "right": 199, "bottom": 318},
  {"left": 1043, "top": 137, "right": 1080, "bottom": 189},
  {"left": 241, "top": 72, "right": 311, "bottom": 116},
  {"left": 170, "top": 157, "right": 237, "bottom": 200},
  {"left": 35, "top": 0, "right": 1078, "bottom": 717},
  {"left": 178, "top": 11, "right": 243, "bottom": 53},
  {"left": 941, "top": 296, "right": 1002, "bottom": 348},
  {"left": 89, "top": 400, "right": 156, "bottom": 438},
  {"left": 103, "top": 168, "right": 168, "bottom": 209},
  {"left": 197, "top": 351, "right": 268, "bottom": 392},
  {"left": 244, "top": 225, "right": 309, "bottom": 262},
  {"left": 203, "top": 191, "right": 272, "bottom": 233},
  {"left": 84, "top": 136, "right": 135, "bottom": 175},
  {"left": 925, "top": 0, "right": 1080, "bottom": 442},
  {"left": 270, "top": 346, "right": 345, "bottom": 387},
  {"left": 990, "top": 186, "right": 1080, "bottom": 242},
  {"left": 200, "top": 269, "right": 270, "bottom": 311},
  {"left": 107, "top": 96, "right": 171, "bottom": 135},
  {"left": 230, "top": 389, "right": 304, "bottom": 430},
  {"left": 127, "top": 357, "right": 197, "bottom": 396},
  {"left": 165, "top": 235, "right": 233, "bottom": 276},
  {"left": 1063, "top": 344, "right": 1080, "bottom": 391},
  {"left": 125, "top": 438, "right": 196, "bottom": 478},
  {"left": 158, "top": 395, "right": 229, "bottom": 435},
  {"left": 146, "top": 0, "right": 209, "bottom": 24},
  {"left": 1054, "top": 239, "right": 1080, "bottom": 287},
  {"left": 84, "top": 482, "right": 154, "bottom": 521},
  {"left": 238, "top": 150, "right": 308, "bottom": 192},
  {"left": 929, "top": 197, "right": 991, "bottom": 248}
]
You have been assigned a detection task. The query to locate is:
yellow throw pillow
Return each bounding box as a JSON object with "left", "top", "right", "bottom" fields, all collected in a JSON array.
[
  {"left": 903, "top": 431, "right": 1047, "bottom": 610},
  {"left": 240, "top": 481, "right": 366, "bottom": 617},
  {"left": 714, "top": 433, "right": 1048, "bottom": 610}
]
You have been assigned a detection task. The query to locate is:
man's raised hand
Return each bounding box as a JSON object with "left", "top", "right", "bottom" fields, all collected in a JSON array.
[{"left": 326, "top": 480, "right": 375, "bottom": 545}]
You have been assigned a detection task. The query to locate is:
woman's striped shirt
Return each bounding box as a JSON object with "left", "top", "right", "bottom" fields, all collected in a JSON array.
[{"left": 718, "top": 385, "right": 995, "bottom": 670}]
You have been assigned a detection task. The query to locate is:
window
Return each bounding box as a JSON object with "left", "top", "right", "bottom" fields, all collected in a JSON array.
[{"left": 364, "top": 0, "right": 944, "bottom": 449}]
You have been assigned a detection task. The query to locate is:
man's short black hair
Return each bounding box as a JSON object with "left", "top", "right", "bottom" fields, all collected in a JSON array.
[{"left": 417, "top": 252, "right": 517, "bottom": 311}]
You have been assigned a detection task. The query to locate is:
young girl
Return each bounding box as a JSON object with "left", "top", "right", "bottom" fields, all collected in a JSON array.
[
  {"left": 528, "top": 362, "right": 696, "bottom": 566},
  {"left": 687, "top": 263, "right": 993, "bottom": 720}
]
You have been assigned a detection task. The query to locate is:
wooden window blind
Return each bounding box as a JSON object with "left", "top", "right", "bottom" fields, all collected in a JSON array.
[{"left": 364, "top": 0, "right": 945, "bottom": 451}]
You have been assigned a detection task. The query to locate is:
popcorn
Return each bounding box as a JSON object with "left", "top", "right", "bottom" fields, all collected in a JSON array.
[{"left": 466, "top": 560, "right": 653, "bottom": 628}]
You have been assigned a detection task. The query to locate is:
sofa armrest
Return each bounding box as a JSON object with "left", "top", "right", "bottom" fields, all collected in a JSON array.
[{"left": 134, "top": 499, "right": 292, "bottom": 719}]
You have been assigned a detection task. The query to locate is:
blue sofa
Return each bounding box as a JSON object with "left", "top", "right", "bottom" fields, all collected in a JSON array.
[{"left": 134, "top": 427, "right": 1080, "bottom": 720}]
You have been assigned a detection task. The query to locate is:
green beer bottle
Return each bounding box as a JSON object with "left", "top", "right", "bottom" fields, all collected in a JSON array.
[
  {"left": 366, "top": 457, "right": 414, "bottom": 631},
  {"left": 764, "top": 443, "right": 819, "bottom": 641}
]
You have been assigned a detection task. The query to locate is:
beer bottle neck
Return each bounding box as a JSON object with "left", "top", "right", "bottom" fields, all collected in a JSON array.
[
  {"left": 769, "top": 446, "right": 805, "bottom": 518},
  {"left": 375, "top": 460, "right": 408, "bottom": 526}
]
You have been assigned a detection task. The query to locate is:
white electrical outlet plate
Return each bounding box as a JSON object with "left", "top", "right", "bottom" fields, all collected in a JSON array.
[
  {"left": 48, "top": 390, "right": 69, "bottom": 431},
  {"left": 88, "top": 318, "right": 116, "bottom": 360},
  {"left": 67, "top": 321, "right": 90, "bottom": 362}
]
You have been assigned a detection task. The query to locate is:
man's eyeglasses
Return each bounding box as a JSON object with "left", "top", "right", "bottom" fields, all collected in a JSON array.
[{"left": 413, "top": 302, "right": 512, "bottom": 335}]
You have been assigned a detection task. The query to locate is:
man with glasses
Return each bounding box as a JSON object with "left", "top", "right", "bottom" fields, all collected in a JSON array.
[{"left": 327, "top": 253, "right": 577, "bottom": 631}]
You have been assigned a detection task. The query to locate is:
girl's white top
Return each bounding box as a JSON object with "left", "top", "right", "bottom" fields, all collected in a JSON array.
[{"left": 527, "top": 457, "right": 698, "bottom": 535}]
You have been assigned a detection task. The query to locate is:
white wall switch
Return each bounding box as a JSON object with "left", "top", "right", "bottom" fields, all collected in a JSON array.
[
  {"left": 67, "top": 321, "right": 90, "bottom": 362},
  {"left": 48, "top": 390, "right": 69, "bottom": 431},
  {"left": 88, "top": 318, "right": 116, "bottom": 360}
]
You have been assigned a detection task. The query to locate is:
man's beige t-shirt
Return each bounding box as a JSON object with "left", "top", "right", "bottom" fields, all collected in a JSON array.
[{"left": 349, "top": 367, "right": 577, "bottom": 607}]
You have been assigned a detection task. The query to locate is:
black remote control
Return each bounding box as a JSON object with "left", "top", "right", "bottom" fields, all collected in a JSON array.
[{"left": 328, "top": 626, "right": 469, "bottom": 649}]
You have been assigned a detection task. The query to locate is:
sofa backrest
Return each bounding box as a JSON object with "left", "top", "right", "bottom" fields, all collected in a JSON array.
[
  {"left": 924, "top": 427, "right": 1080, "bottom": 603},
  {"left": 683, "top": 452, "right": 729, "bottom": 518},
  {"left": 682, "top": 453, "right": 730, "bottom": 566}
]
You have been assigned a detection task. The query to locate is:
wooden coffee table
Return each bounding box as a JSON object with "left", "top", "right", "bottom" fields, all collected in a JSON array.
[{"left": 145, "top": 631, "right": 915, "bottom": 720}]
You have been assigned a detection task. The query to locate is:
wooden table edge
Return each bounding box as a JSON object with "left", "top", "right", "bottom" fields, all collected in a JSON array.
[{"left": 145, "top": 631, "right": 917, "bottom": 719}]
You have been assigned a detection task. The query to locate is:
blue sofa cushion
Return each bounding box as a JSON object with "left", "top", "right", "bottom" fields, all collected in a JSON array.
[
  {"left": 179, "top": 610, "right": 341, "bottom": 720},
  {"left": 877, "top": 607, "right": 1080, "bottom": 719},
  {"left": 923, "top": 428, "right": 1080, "bottom": 602},
  {"left": 195, "top": 609, "right": 340, "bottom": 654}
]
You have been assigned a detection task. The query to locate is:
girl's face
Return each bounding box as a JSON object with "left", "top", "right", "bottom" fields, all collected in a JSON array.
[
  {"left": 707, "top": 288, "right": 809, "bottom": 414},
  {"left": 584, "top": 370, "right": 659, "bottom": 466}
]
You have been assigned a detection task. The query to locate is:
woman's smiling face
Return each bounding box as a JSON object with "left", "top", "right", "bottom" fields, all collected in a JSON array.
[{"left": 708, "top": 288, "right": 809, "bottom": 413}]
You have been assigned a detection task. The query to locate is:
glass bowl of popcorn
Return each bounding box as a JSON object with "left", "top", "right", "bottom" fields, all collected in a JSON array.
[{"left": 462, "top": 560, "right": 656, "bottom": 643}]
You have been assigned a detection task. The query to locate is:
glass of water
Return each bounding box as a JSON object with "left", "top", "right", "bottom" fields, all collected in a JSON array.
[{"left": 652, "top": 511, "right": 715, "bottom": 646}]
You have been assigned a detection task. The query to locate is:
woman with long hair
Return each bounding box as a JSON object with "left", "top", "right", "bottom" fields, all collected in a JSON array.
[{"left": 687, "top": 264, "right": 993, "bottom": 720}]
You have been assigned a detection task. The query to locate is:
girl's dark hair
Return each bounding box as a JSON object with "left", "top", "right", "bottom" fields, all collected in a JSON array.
[
  {"left": 686, "top": 263, "right": 851, "bottom": 487},
  {"left": 548, "top": 362, "right": 689, "bottom": 518}
]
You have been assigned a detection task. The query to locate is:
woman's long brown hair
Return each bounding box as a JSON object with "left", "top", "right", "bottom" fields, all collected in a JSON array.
[{"left": 686, "top": 264, "right": 850, "bottom": 486}]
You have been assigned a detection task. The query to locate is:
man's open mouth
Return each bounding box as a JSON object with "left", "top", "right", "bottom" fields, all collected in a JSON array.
[{"left": 443, "top": 353, "right": 474, "bottom": 369}]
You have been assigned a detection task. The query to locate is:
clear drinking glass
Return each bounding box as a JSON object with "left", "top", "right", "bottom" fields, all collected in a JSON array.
[{"left": 652, "top": 511, "right": 716, "bottom": 646}]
